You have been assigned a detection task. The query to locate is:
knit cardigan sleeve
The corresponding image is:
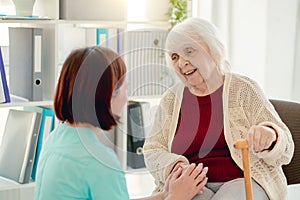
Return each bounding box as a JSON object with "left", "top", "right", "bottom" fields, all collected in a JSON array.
[
  {"left": 225, "top": 74, "right": 294, "bottom": 167},
  {"left": 143, "top": 84, "right": 189, "bottom": 192},
  {"left": 223, "top": 74, "right": 294, "bottom": 200}
]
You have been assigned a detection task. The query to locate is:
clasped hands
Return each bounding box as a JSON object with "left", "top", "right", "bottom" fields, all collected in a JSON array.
[{"left": 163, "top": 162, "right": 208, "bottom": 200}]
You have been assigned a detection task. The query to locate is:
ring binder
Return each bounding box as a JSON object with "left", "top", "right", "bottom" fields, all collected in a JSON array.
[
  {"left": 23, "top": 106, "right": 55, "bottom": 181},
  {"left": 127, "top": 101, "right": 151, "bottom": 169},
  {"left": 0, "top": 109, "right": 41, "bottom": 184},
  {"left": 9, "top": 27, "right": 44, "bottom": 101}
]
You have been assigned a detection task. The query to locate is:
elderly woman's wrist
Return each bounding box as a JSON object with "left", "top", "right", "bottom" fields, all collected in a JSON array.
[
  {"left": 153, "top": 191, "right": 167, "bottom": 200},
  {"left": 265, "top": 126, "right": 278, "bottom": 151}
]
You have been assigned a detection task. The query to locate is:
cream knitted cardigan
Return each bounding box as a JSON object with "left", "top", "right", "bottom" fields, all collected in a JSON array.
[{"left": 143, "top": 73, "right": 294, "bottom": 200}]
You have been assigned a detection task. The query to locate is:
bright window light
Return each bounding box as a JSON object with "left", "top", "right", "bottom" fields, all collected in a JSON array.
[
  {"left": 127, "top": 0, "right": 146, "bottom": 22},
  {"left": 0, "top": 0, "right": 16, "bottom": 15}
]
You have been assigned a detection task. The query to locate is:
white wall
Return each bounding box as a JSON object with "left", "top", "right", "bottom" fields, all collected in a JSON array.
[
  {"left": 265, "top": 0, "right": 298, "bottom": 100},
  {"left": 197, "top": 0, "right": 300, "bottom": 102},
  {"left": 229, "top": 0, "right": 268, "bottom": 90},
  {"left": 294, "top": 3, "right": 300, "bottom": 100}
]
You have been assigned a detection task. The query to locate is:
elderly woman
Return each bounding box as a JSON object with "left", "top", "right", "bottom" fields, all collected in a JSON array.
[{"left": 143, "top": 18, "right": 294, "bottom": 200}]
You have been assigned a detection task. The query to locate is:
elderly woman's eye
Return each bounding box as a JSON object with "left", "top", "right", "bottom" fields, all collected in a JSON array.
[
  {"left": 185, "top": 47, "right": 194, "bottom": 54},
  {"left": 171, "top": 53, "right": 179, "bottom": 61}
]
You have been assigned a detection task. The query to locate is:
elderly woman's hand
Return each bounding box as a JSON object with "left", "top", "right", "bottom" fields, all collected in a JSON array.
[
  {"left": 171, "top": 162, "right": 208, "bottom": 195},
  {"left": 247, "top": 125, "right": 278, "bottom": 153},
  {"left": 164, "top": 163, "right": 208, "bottom": 200}
]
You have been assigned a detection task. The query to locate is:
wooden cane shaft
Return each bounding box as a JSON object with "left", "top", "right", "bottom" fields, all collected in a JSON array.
[{"left": 242, "top": 147, "right": 253, "bottom": 200}]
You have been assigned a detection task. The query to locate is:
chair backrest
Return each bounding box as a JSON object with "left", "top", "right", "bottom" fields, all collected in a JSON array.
[{"left": 270, "top": 99, "right": 300, "bottom": 185}]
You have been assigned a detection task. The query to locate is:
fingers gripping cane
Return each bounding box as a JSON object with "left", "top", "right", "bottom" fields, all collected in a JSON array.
[{"left": 234, "top": 139, "right": 253, "bottom": 200}]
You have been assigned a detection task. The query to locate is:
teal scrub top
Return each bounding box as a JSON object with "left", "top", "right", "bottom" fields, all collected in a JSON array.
[{"left": 34, "top": 122, "right": 129, "bottom": 200}]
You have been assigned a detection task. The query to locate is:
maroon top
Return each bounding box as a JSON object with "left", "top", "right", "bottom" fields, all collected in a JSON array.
[{"left": 171, "top": 86, "right": 243, "bottom": 182}]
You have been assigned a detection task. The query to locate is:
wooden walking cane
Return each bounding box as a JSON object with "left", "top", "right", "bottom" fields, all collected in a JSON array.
[{"left": 234, "top": 139, "right": 253, "bottom": 200}]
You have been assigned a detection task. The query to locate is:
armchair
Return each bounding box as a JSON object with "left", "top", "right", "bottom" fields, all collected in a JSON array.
[
  {"left": 235, "top": 99, "right": 300, "bottom": 200},
  {"left": 270, "top": 99, "right": 300, "bottom": 199}
]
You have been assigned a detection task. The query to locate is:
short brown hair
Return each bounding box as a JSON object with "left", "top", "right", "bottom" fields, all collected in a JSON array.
[{"left": 54, "top": 46, "right": 126, "bottom": 130}]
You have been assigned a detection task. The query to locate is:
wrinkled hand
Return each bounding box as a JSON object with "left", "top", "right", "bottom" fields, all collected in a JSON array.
[
  {"left": 247, "top": 125, "right": 277, "bottom": 153},
  {"left": 170, "top": 162, "right": 208, "bottom": 196},
  {"left": 164, "top": 163, "right": 208, "bottom": 200}
]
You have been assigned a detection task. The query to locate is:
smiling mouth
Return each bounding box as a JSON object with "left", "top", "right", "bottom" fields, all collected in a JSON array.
[{"left": 183, "top": 68, "right": 197, "bottom": 76}]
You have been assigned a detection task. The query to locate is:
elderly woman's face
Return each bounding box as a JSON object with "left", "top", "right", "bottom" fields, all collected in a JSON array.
[{"left": 168, "top": 36, "right": 218, "bottom": 91}]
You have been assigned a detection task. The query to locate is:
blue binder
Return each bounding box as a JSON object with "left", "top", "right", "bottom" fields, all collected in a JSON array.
[
  {"left": 95, "top": 28, "right": 122, "bottom": 55},
  {"left": 96, "top": 28, "right": 109, "bottom": 47},
  {"left": 0, "top": 47, "right": 10, "bottom": 103}
]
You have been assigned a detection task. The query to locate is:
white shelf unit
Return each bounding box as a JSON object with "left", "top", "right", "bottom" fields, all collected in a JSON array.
[
  {"left": 0, "top": 19, "right": 172, "bottom": 172},
  {"left": 0, "top": 1, "right": 172, "bottom": 198},
  {"left": 0, "top": 18, "right": 171, "bottom": 173},
  {"left": 0, "top": 20, "right": 59, "bottom": 149},
  {"left": 0, "top": 18, "right": 127, "bottom": 165}
]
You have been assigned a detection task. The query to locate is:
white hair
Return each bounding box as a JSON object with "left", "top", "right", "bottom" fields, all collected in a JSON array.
[{"left": 165, "top": 17, "right": 230, "bottom": 74}]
